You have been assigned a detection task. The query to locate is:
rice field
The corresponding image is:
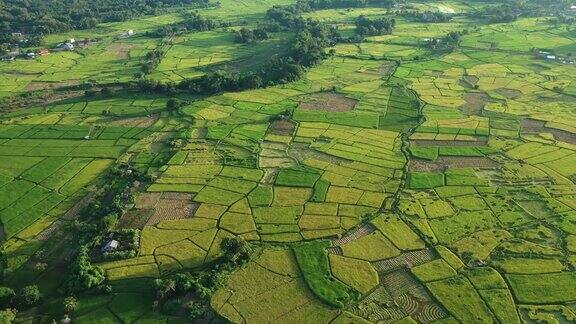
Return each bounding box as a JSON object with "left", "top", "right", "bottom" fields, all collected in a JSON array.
[{"left": 2, "top": 0, "right": 576, "bottom": 322}]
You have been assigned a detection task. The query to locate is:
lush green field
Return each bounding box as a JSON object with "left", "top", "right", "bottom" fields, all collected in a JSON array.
[{"left": 2, "top": 0, "right": 576, "bottom": 322}]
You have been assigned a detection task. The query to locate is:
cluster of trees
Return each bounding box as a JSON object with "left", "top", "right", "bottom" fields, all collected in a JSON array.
[
  {"left": 66, "top": 246, "right": 106, "bottom": 293},
  {"left": 0, "top": 284, "right": 42, "bottom": 320},
  {"left": 234, "top": 23, "right": 279, "bottom": 43},
  {"left": 141, "top": 48, "right": 165, "bottom": 75},
  {"left": 549, "top": 14, "right": 576, "bottom": 25},
  {"left": 0, "top": 0, "right": 214, "bottom": 43},
  {"left": 153, "top": 237, "right": 253, "bottom": 320},
  {"left": 65, "top": 165, "right": 146, "bottom": 293},
  {"left": 146, "top": 11, "right": 222, "bottom": 38},
  {"left": 355, "top": 15, "right": 395, "bottom": 36},
  {"left": 297, "top": 0, "right": 398, "bottom": 10},
  {"left": 101, "top": 229, "right": 140, "bottom": 261},
  {"left": 399, "top": 10, "right": 453, "bottom": 23},
  {"left": 468, "top": 0, "right": 572, "bottom": 23},
  {"left": 425, "top": 30, "right": 466, "bottom": 54}
]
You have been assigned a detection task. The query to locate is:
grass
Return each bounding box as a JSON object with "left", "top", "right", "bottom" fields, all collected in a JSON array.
[
  {"left": 493, "top": 258, "right": 565, "bottom": 274},
  {"left": 340, "top": 231, "right": 400, "bottom": 261},
  {"left": 293, "top": 241, "right": 357, "bottom": 308},
  {"left": 408, "top": 172, "right": 445, "bottom": 189},
  {"left": 371, "top": 215, "right": 425, "bottom": 251},
  {"left": 427, "top": 276, "right": 494, "bottom": 323},
  {"left": 411, "top": 259, "right": 457, "bottom": 283},
  {"left": 507, "top": 272, "right": 576, "bottom": 304},
  {"left": 328, "top": 254, "right": 379, "bottom": 294}
]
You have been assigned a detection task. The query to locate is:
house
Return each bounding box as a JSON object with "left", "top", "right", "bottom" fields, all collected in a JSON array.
[
  {"left": 546, "top": 55, "right": 556, "bottom": 60},
  {"left": 57, "top": 42, "right": 75, "bottom": 51},
  {"left": 571, "top": 5, "right": 576, "bottom": 10},
  {"left": 1, "top": 50, "right": 19, "bottom": 61},
  {"left": 38, "top": 48, "right": 50, "bottom": 56},
  {"left": 102, "top": 239, "right": 119, "bottom": 252},
  {"left": 69, "top": 38, "right": 76, "bottom": 44},
  {"left": 26, "top": 52, "right": 37, "bottom": 59},
  {"left": 120, "top": 30, "right": 135, "bottom": 38}
]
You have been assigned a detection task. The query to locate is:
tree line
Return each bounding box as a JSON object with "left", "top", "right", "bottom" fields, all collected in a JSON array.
[
  {"left": 0, "top": 0, "right": 214, "bottom": 46},
  {"left": 467, "top": 0, "right": 574, "bottom": 23},
  {"left": 355, "top": 15, "right": 395, "bottom": 36},
  {"left": 398, "top": 10, "right": 453, "bottom": 23},
  {"left": 146, "top": 11, "right": 224, "bottom": 38}
]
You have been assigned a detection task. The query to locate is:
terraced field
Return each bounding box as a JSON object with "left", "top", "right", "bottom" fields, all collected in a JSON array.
[{"left": 1, "top": 0, "right": 576, "bottom": 322}]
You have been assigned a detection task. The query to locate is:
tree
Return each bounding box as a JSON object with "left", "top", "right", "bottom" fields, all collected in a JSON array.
[
  {"left": 67, "top": 246, "right": 105, "bottom": 292},
  {"left": 221, "top": 237, "right": 252, "bottom": 264},
  {"left": 185, "top": 301, "right": 206, "bottom": 320},
  {"left": 0, "top": 309, "right": 16, "bottom": 323},
  {"left": 166, "top": 98, "right": 183, "bottom": 111},
  {"left": 154, "top": 279, "right": 176, "bottom": 299},
  {"left": 17, "top": 285, "right": 40, "bottom": 307},
  {"left": 0, "top": 287, "right": 15, "bottom": 308},
  {"left": 63, "top": 296, "right": 77, "bottom": 313}
]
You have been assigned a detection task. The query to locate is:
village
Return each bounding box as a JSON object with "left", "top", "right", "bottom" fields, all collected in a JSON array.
[
  {"left": 535, "top": 49, "right": 576, "bottom": 65},
  {"left": 1, "top": 29, "right": 134, "bottom": 62}
]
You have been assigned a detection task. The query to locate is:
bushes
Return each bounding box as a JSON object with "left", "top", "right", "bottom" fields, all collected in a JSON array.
[
  {"left": 146, "top": 11, "right": 221, "bottom": 37},
  {"left": 67, "top": 246, "right": 105, "bottom": 293},
  {"left": 0, "top": 287, "right": 15, "bottom": 308},
  {"left": 400, "top": 10, "right": 453, "bottom": 23},
  {"left": 355, "top": 15, "right": 395, "bottom": 36},
  {"left": 0, "top": 309, "right": 16, "bottom": 323},
  {"left": 17, "top": 286, "right": 41, "bottom": 307},
  {"left": 234, "top": 23, "right": 279, "bottom": 43}
]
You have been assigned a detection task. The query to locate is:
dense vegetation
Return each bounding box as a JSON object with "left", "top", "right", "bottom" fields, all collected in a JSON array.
[
  {"left": 0, "top": 0, "right": 213, "bottom": 44},
  {"left": 234, "top": 23, "right": 279, "bottom": 43},
  {"left": 146, "top": 11, "right": 222, "bottom": 38},
  {"left": 400, "top": 10, "right": 452, "bottom": 23},
  {"left": 355, "top": 15, "right": 395, "bottom": 36}
]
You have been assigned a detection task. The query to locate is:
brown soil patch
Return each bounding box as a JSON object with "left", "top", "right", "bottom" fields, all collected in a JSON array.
[
  {"left": 409, "top": 160, "right": 445, "bottom": 172},
  {"left": 461, "top": 92, "right": 493, "bottom": 115},
  {"left": 109, "top": 42, "right": 135, "bottom": 59},
  {"left": 460, "top": 75, "right": 479, "bottom": 89},
  {"left": 412, "top": 138, "right": 488, "bottom": 147},
  {"left": 410, "top": 156, "right": 498, "bottom": 174},
  {"left": 496, "top": 88, "right": 522, "bottom": 99},
  {"left": 146, "top": 201, "right": 199, "bottom": 225},
  {"left": 268, "top": 119, "right": 296, "bottom": 136},
  {"left": 131, "top": 192, "right": 199, "bottom": 227},
  {"left": 520, "top": 118, "right": 546, "bottom": 132},
  {"left": 437, "top": 156, "right": 498, "bottom": 169},
  {"left": 521, "top": 118, "right": 576, "bottom": 145},
  {"left": 118, "top": 209, "right": 154, "bottom": 229},
  {"left": 288, "top": 142, "right": 350, "bottom": 164},
  {"left": 135, "top": 192, "right": 162, "bottom": 209},
  {"left": 146, "top": 193, "right": 198, "bottom": 225},
  {"left": 110, "top": 115, "right": 159, "bottom": 127},
  {"left": 299, "top": 92, "right": 357, "bottom": 112},
  {"left": 24, "top": 79, "right": 81, "bottom": 92}
]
